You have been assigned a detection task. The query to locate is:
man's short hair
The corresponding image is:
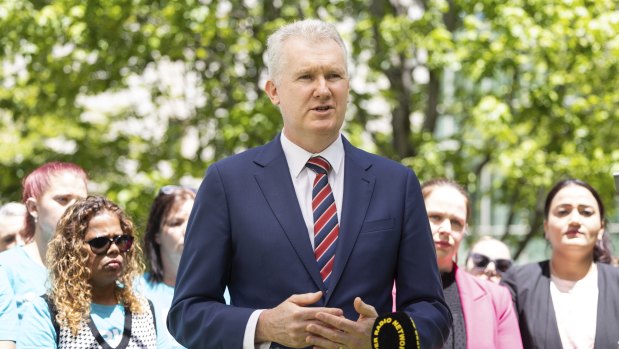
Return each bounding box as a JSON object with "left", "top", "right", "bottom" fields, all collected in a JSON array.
[
  {"left": 265, "top": 19, "right": 348, "bottom": 83},
  {"left": 0, "top": 202, "right": 26, "bottom": 218}
]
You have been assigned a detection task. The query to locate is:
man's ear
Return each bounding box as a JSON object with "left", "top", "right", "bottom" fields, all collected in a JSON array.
[
  {"left": 25, "top": 197, "right": 38, "bottom": 221},
  {"left": 543, "top": 220, "right": 548, "bottom": 239},
  {"left": 264, "top": 79, "right": 280, "bottom": 105}
]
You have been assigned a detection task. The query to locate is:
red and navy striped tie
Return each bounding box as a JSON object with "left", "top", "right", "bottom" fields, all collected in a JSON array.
[{"left": 306, "top": 156, "right": 339, "bottom": 287}]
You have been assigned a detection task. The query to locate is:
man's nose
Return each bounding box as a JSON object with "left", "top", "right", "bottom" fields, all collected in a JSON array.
[
  {"left": 485, "top": 261, "right": 497, "bottom": 273},
  {"left": 313, "top": 76, "right": 331, "bottom": 97}
]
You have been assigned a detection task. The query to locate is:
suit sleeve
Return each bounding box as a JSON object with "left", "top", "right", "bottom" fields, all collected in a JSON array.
[
  {"left": 167, "top": 164, "right": 255, "bottom": 348},
  {"left": 499, "top": 269, "right": 519, "bottom": 314},
  {"left": 396, "top": 170, "right": 452, "bottom": 348}
]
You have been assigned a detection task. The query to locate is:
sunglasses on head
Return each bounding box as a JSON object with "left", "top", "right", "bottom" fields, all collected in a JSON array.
[
  {"left": 468, "top": 252, "right": 513, "bottom": 273},
  {"left": 158, "top": 185, "right": 197, "bottom": 196},
  {"left": 86, "top": 235, "right": 134, "bottom": 255}
]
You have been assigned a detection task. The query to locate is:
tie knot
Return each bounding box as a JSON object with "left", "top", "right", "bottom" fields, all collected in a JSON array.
[{"left": 306, "top": 156, "right": 332, "bottom": 175}]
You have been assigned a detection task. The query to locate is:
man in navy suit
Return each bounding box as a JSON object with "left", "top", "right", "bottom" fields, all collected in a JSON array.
[{"left": 168, "top": 19, "right": 451, "bottom": 349}]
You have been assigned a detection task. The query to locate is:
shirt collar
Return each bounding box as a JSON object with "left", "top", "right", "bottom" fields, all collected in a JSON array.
[{"left": 280, "top": 131, "right": 344, "bottom": 178}]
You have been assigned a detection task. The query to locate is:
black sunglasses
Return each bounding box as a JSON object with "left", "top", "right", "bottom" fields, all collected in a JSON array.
[
  {"left": 468, "top": 252, "right": 513, "bottom": 273},
  {"left": 158, "top": 185, "right": 197, "bottom": 195},
  {"left": 86, "top": 235, "right": 134, "bottom": 255}
]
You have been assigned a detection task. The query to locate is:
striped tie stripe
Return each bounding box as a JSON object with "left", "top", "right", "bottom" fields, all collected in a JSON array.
[
  {"left": 306, "top": 156, "right": 339, "bottom": 287},
  {"left": 313, "top": 202, "right": 337, "bottom": 232},
  {"left": 315, "top": 224, "right": 339, "bottom": 260}
]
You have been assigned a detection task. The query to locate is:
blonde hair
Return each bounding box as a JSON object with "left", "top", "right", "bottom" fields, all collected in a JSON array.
[{"left": 46, "top": 196, "right": 144, "bottom": 335}]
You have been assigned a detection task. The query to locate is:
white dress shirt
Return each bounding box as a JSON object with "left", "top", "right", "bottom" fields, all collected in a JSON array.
[
  {"left": 550, "top": 263, "right": 598, "bottom": 349},
  {"left": 243, "top": 132, "right": 346, "bottom": 349}
]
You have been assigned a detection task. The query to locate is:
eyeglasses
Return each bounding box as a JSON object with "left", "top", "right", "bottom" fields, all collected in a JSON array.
[
  {"left": 158, "top": 185, "right": 197, "bottom": 195},
  {"left": 467, "top": 253, "right": 513, "bottom": 273},
  {"left": 86, "top": 235, "right": 134, "bottom": 255}
]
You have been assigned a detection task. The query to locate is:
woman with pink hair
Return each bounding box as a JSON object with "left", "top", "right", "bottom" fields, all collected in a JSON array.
[{"left": 0, "top": 162, "right": 88, "bottom": 344}]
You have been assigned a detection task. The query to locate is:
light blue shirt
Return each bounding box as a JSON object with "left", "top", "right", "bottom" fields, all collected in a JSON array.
[
  {"left": 0, "top": 246, "right": 47, "bottom": 319},
  {"left": 135, "top": 273, "right": 231, "bottom": 348},
  {"left": 17, "top": 296, "right": 171, "bottom": 349},
  {"left": 0, "top": 265, "right": 18, "bottom": 341}
]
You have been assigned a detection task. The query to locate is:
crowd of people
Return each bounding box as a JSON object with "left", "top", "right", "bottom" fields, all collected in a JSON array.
[{"left": 0, "top": 18, "right": 618, "bottom": 349}]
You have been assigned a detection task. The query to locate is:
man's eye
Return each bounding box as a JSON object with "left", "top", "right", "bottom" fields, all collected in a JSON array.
[
  {"left": 326, "top": 73, "right": 342, "bottom": 80},
  {"left": 3, "top": 235, "right": 16, "bottom": 244}
]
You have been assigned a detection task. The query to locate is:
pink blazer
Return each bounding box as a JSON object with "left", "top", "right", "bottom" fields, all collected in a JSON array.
[{"left": 393, "top": 264, "right": 522, "bottom": 349}]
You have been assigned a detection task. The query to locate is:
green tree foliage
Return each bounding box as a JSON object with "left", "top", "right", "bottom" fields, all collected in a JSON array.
[{"left": 1, "top": 0, "right": 617, "bottom": 257}]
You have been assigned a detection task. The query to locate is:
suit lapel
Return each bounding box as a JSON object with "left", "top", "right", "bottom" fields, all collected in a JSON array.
[
  {"left": 253, "top": 135, "right": 324, "bottom": 290},
  {"left": 326, "top": 139, "right": 375, "bottom": 302},
  {"left": 454, "top": 266, "right": 487, "bottom": 341},
  {"left": 539, "top": 261, "right": 562, "bottom": 348},
  {"left": 594, "top": 264, "right": 612, "bottom": 347}
]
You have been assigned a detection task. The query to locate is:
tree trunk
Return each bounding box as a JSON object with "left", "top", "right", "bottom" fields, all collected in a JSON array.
[
  {"left": 513, "top": 188, "right": 546, "bottom": 260},
  {"left": 423, "top": 69, "right": 440, "bottom": 133}
]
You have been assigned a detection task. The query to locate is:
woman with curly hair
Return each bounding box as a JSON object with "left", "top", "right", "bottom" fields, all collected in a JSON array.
[{"left": 17, "top": 196, "right": 170, "bottom": 348}]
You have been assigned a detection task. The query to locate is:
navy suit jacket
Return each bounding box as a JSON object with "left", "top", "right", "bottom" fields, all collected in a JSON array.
[{"left": 168, "top": 134, "right": 451, "bottom": 348}]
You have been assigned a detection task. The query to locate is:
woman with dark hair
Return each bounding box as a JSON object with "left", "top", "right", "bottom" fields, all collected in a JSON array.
[
  {"left": 0, "top": 162, "right": 87, "bottom": 343},
  {"left": 136, "top": 186, "right": 196, "bottom": 348},
  {"left": 501, "top": 179, "right": 619, "bottom": 348},
  {"left": 18, "top": 196, "right": 169, "bottom": 348}
]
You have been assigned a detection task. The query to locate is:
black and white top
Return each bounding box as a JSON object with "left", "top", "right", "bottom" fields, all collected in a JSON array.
[{"left": 46, "top": 297, "right": 157, "bottom": 349}]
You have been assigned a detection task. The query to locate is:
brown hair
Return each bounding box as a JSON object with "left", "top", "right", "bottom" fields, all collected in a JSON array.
[
  {"left": 143, "top": 186, "right": 196, "bottom": 283},
  {"left": 421, "top": 178, "right": 471, "bottom": 223}
]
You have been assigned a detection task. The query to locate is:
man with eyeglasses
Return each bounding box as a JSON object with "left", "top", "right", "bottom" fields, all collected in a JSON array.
[{"left": 465, "top": 236, "right": 513, "bottom": 284}]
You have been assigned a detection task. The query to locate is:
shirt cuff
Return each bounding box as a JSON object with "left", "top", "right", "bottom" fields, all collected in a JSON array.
[{"left": 243, "top": 309, "right": 271, "bottom": 349}]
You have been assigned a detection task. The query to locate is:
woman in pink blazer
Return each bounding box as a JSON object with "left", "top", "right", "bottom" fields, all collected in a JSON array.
[{"left": 395, "top": 179, "right": 522, "bottom": 348}]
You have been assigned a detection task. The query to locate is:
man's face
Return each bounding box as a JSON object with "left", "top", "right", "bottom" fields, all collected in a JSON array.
[
  {"left": 0, "top": 214, "right": 24, "bottom": 252},
  {"left": 265, "top": 37, "right": 349, "bottom": 151}
]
